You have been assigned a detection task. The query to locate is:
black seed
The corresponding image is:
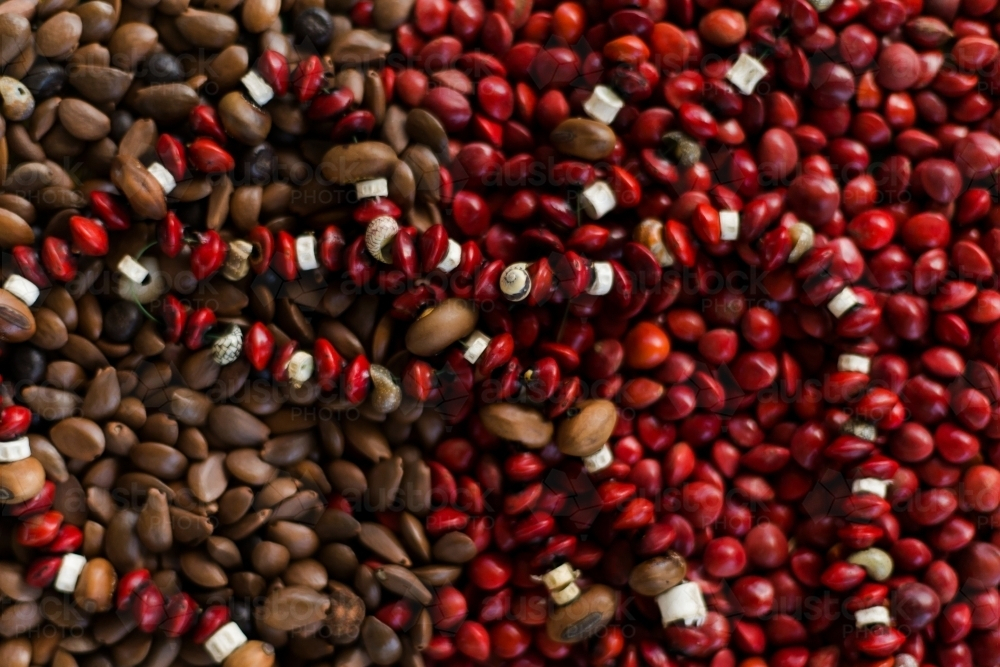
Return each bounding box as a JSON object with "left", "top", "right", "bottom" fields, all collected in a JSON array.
[
  {"left": 9, "top": 347, "right": 45, "bottom": 386},
  {"left": 239, "top": 142, "right": 275, "bottom": 185},
  {"left": 104, "top": 301, "right": 142, "bottom": 342},
  {"left": 110, "top": 110, "right": 135, "bottom": 143},
  {"left": 22, "top": 64, "right": 66, "bottom": 100},
  {"left": 294, "top": 8, "right": 334, "bottom": 50},
  {"left": 145, "top": 52, "right": 186, "bottom": 84}
]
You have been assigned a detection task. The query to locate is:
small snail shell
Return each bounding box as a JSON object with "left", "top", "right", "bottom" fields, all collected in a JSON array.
[
  {"left": 365, "top": 216, "right": 398, "bottom": 263},
  {"left": 500, "top": 263, "right": 530, "bottom": 301}
]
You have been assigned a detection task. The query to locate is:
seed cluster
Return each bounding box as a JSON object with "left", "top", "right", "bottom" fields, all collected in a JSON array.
[{"left": 0, "top": 0, "right": 999, "bottom": 665}]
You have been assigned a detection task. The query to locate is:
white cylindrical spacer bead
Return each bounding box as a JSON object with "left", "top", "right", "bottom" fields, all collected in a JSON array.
[
  {"left": 538, "top": 563, "right": 580, "bottom": 592},
  {"left": 587, "top": 262, "right": 613, "bottom": 296},
  {"left": 212, "top": 325, "right": 243, "bottom": 366},
  {"left": 242, "top": 70, "right": 274, "bottom": 107},
  {"left": 854, "top": 606, "right": 891, "bottom": 628},
  {"left": 147, "top": 162, "right": 177, "bottom": 194},
  {"left": 582, "top": 85, "right": 624, "bottom": 125},
  {"left": 205, "top": 622, "right": 249, "bottom": 663},
  {"left": 222, "top": 240, "right": 253, "bottom": 281},
  {"left": 0, "top": 436, "right": 30, "bottom": 463},
  {"left": 286, "top": 351, "right": 314, "bottom": 386},
  {"left": 894, "top": 655, "right": 919, "bottom": 667},
  {"left": 787, "top": 223, "right": 814, "bottom": 263},
  {"left": 356, "top": 178, "right": 388, "bottom": 199},
  {"left": 365, "top": 216, "right": 398, "bottom": 264},
  {"left": 296, "top": 235, "right": 319, "bottom": 271},
  {"left": 838, "top": 353, "right": 871, "bottom": 374},
  {"left": 656, "top": 581, "right": 708, "bottom": 628},
  {"left": 551, "top": 582, "right": 581, "bottom": 605},
  {"left": 581, "top": 180, "right": 616, "bottom": 220},
  {"left": 719, "top": 210, "right": 740, "bottom": 241},
  {"left": 582, "top": 443, "right": 613, "bottom": 473},
  {"left": 842, "top": 419, "right": 877, "bottom": 442},
  {"left": 852, "top": 477, "right": 888, "bottom": 499},
  {"left": 725, "top": 53, "right": 769, "bottom": 95},
  {"left": 3, "top": 274, "right": 39, "bottom": 306},
  {"left": 827, "top": 287, "right": 861, "bottom": 318},
  {"left": 462, "top": 330, "right": 490, "bottom": 364},
  {"left": 54, "top": 553, "right": 87, "bottom": 594},
  {"left": 435, "top": 239, "right": 462, "bottom": 273},
  {"left": 117, "top": 255, "right": 150, "bottom": 285},
  {"left": 500, "top": 262, "right": 531, "bottom": 301},
  {"left": 810, "top": 0, "right": 834, "bottom": 9}
]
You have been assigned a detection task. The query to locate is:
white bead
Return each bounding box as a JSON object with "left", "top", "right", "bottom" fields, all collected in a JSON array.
[
  {"left": 356, "top": 178, "right": 388, "bottom": 199},
  {"left": 787, "top": 223, "right": 814, "bottom": 263},
  {"left": 847, "top": 548, "right": 893, "bottom": 582},
  {"left": 634, "top": 219, "right": 674, "bottom": 267},
  {"left": 895, "top": 655, "right": 919, "bottom": 667},
  {"left": 296, "top": 235, "right": 319, "bottom": 271},
  {"left": 117, "top": 255, "right": 150, "bottom": 285},
  {"left": 365, "top": 216, "right": 398, "bottom": 264},
  {"left": 212, "top": 325, "right": 243, "bottom": 366},
  {"left": 241, "top": 70, "right": 274, "bottom": 107},
  {"left": 726, "top": 54, "right": 768, "bottom": 95},
  {"left": 500, "top": 262, "right": 531, "bottom": 301},
  {"left": 205, "top": 622, "right": 248, "bottom": 663},
  {"left": 810, "top": 0, "right": 834, "bottom": 10},
  {"left": 656, "top": 581, "right": 707, "bottom": 628},
  {"left": 435, "top": 239, "right": 462, "bottom": 273},
  {"left": 551, "top": 582, "right": 581, "bottom": 605},
  {"left": 147, "top": 162, "right": 176, "bottom": 194},
  {"left": 54, "top": 554, "right": 87, "bottom": 594},
  {"left": 462, "top": 330, "right": 490, "bottom": 364},
  {"left": 538, "top": 563, "right": 580, "bottom": 592},
  {"left": 581, "top": 180, "right": 616, "bottom": 220},
  {"left": 286, "top": 350, "right": 314, "bottom": 387},
  {"left": 855, "top": 606, "right": 891, "bottom": 628},
  {"left": 0, "top": 436, "right": 30, "bottom": 463},
  {"left": 587, "top": 262, "right": 613, "bottom": 296},
  {"left": 827, "top": 287, "right": 860, "bottom": 318},
  {"left": 842, "top": 419, "right": 877, "bottom": 442},
  {"left": 3, "top": 274, "right": 38, "bottom": 306},
  {"left": 838, "top": 353, "right": 871, "bottom": 374},
  {"left": 719, "top": 210, "right": 740, "bottom": 241},
  {"left": 222, "top": 240, "right": 253, "bottom": 281},
  {"left": 582, "top": 85, "right": 624, "bottom": 125},
  {"left": 852, "top": 477, "right": 888, "bottom": 499},
  {"left": 582, "top": 444, "right": 613, "bottom": 473}
]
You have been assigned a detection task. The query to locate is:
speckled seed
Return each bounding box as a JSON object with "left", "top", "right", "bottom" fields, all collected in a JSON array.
[
  {"left": 556, "top": 399, "right": 618, "bottom": 457},
  {"left": 550, "top": 118, "right": 617, "bottom": 160},
  {"left": 405, "top": 299, "right": 478, "bottom": 356},
  {"left": 0, "top": 77, "right": 33, "bottom": 121},
  {"left": 479, "top": 403, "right": 554, "bottom": 448}
]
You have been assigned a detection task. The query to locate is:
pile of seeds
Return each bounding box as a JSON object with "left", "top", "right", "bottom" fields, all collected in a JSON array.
[{"left": 3, "top": 0, "right": 1000, "bottom": 664}]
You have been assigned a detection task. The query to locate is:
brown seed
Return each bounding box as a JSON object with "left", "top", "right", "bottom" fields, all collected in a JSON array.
[
  {"left": 82, "top": 366, "right": 121, "bottom": 421},
  {"left": 253, "top": 476, "right": 298, "bottom": 509},
  {"left": 180, "top": 551, "right": 228, "bottom": 588},
  {"left": 230, "top": 184, "right": 262, "bottom": 230},
  {"left": 364, "top": 70, "right": 386, "bottom": 125},
  {"left": 103, "top": 422, "right": 138, "bottom": 456},
  {"left": 114, "top": 396, "right": 147, "bottom": 430},
  {"left": 319, "top": 141, "right": 398, "bottom": 185},
  {"left": 251, "top": 541, "right": 290, "bottom": 579},
  {"left": 328, "top": 29, "right": 392, "bottom": 67},
  {"left": 104, "top": 509, "right": 143, "bottom": 573},
  {"left": 405, "top": 108, "right": 448, "bottom": 160},
  {"left": 372, "top": 0, "right": 415, "bottom": 30},
  {"left": 130, "top": 442, "right": 188, "bottom": 480},
  {"left": 241, "top": 0, "right": 279, "bottom": 32},
  {"left": 188, "top": 451, "right": 228, "bottom": 503},
  {"left": 108, "top": 23, "right": 158, "bottom": 71},
  {"left": 73, "top": 1, "right": 116, "bottom": 43},
  {"left": 35, "top": 12, "right": 82, "bottom": 60},
  {"left": 362, "top": 616, "right": 402, "bottom": 665},
  {"left": 260, "top": 432, "right": 315, "bottom": 466},
  {"left": 209, "top": 405, "right": 270, "bottom": 446},
  {"left": 285, "top": 559, "right": 328, "bottom": 590},
  {"left": 110, "top": 154, "right": 166, "bottom": 220},
  {"left": 45, "top": 361, "right": 85, "bottom": 391},
  {"left": 171, "top": 505, "right": 215, "bottom": 543},
  {"left": 73, "top": 557, "right": 116, "bottom": 613},
  {"left": 401, "top": 144, "right": 440, "bottom": 203},
  {"left": 175, "top": 8, "right": 239, "bottom": 49},
  {"left": 381, "top": 104, "right": 409, "bottom": 154},
  {"left": 29, "top": 308, "right": 67, "bottom": 350},
  {"left": 0, "top": 601, "right": 40, "bottom": 637},
  {"left": 0, "top": 15, "right": 29, "bottom": 68},
  {"left": 411, "top": 564, "right": 461, "bottom": 587},
  {"left": 326, "top": 582, "right": 366, "bottom": 645},
  {"left": 50, "top": 417, "right": 105, "bottom": 461},
  {"left": 343, "top": 418, "right": 391, "bottom": 462},
  {"left": 551, "top": 118, "right": 617, "bottom": 160},
  {"left": 261, "top": 585, "right": 331, "bottom": 631},
  {"left": 130, "top": 83, "right": 200, "bottom": 125},
  {"left": 479, "top": 403, "right": 554, "bottom": 449},
  {"left": 322, "top": 543, "right": 360, "bottom": 582},
  {"left": 354, "top": 564, "right": 381, "bottom": 610},
  {"left": 267, "top": 520, "right": 319, "bottom": 559},
  {"left": 163, "top": 387, "right": 213, "bottom": 426},
  {"left": 117, "top": 117, "right": 157, "bottom": 161},
  {"left": 398, "top": 511, "right": 431, "bottom": 563},
  {"left": 0, "top": 208, "right": 32, "bottom": 247},
  {"left": 546, "top": 584, "right": 618, "bottom": 644},
  {"left": 206, "top": 174, "right": 233, "bottom": 231},
  {"left": 629, "top": 552, "right": 688, "bottom": 597},
  {"left": 207, "top": 45, "right": 249, "bottom": 91},
  {"left": 556, "top": 399, "right": 617, "bottom": 457},
  {"left": 366, "top": 455, "right": 403, "bottom": 512},
  {"left": 0, "top": 564, "right": 39, "bottom": 604},
  {"left": 315, "top": 508, "right": 361, "bottom": 542},
  {"left": 405, "top": 299, "right": 478, "bottom": 357},
  {"left": 136, "top": 488, "right": 173, "bottom": 553},
  {"left": 226, "top": 448, "right": 277, "bottom": 486},
  {"left": 68, "top": 65, "right": 134, "bottom": 104},
  {"left": 375, "top": 564, "right": 432, "bottom": 604},
  {"left": 223, "top": 640, "right": 275, "bottom": 667},
  {"left": 358, "top": 522, "right": 411, "bottom": 566},
  {"left": 431, "top": 531, "right": 477, "bottom": 564},
  {"left": 28, "top": 435, "right": 68, "bottom": 483},
  {"left": 0, "top": 638, "right": 31, "bottom": 667}
]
